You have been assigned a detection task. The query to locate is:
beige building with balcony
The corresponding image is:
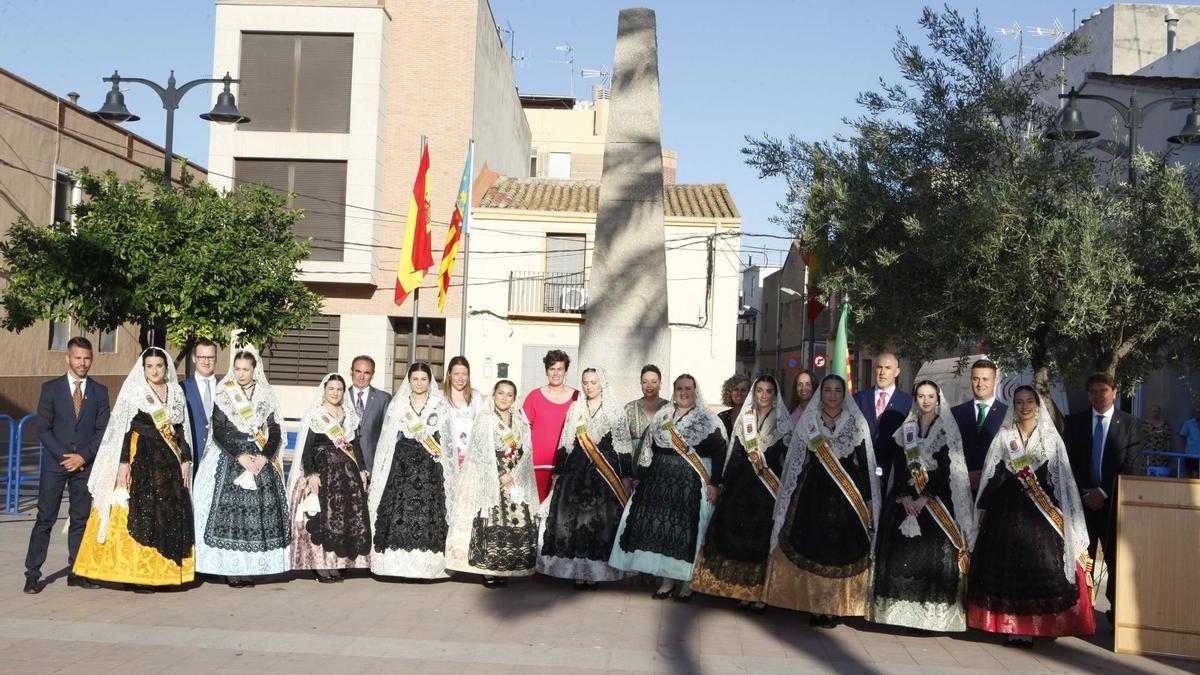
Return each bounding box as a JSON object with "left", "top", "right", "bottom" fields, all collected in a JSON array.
[
  {"left": 206, "top": 0, "right": 531, "bottom": 412},
  {"left": 523, "top": 89, "right": 678, "bottom": 183},
  {"left": 0, "top": 68, "right": 209, "bottom": 416},
  {"left": 463, "top": 176, "right": 740, "bottom": 396}
]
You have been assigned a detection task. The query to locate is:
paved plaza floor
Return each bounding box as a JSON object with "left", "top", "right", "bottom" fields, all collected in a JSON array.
[{"left": 0, "top": 512, "right": 1195, "bottom": 674}]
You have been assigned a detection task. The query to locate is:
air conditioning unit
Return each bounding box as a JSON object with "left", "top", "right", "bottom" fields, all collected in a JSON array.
[{"left": 561, "top": 287, "right": 587, "bottom": 312}]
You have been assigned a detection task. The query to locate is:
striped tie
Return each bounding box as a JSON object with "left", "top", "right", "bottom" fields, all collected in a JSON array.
[{"left": 72, "top": 380, "right": 83, "bottom": 419}]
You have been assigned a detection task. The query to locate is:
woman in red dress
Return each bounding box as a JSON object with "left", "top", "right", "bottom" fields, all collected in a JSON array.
[
  {"left": 521, "top": 350, "right": 578, "bottom": 501},
  {"left": 967, "top": 386, "right": 1095, "bottom": 648}
]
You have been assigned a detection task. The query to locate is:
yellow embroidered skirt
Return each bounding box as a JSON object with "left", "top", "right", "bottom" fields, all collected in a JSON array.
[{"left": 73, "top": 429, "right": 195, "bottom": 586}]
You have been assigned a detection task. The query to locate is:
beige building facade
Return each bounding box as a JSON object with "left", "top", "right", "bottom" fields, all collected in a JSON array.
[
  {"left": 464, "top": 177, "right": 740, "bottom": 398},
  {"left": 523, "top": 89, "right": 677, "bottom": 183},
  {"left": 207, "top": 0, "right": 531, "bottom": 413},
  {"left": 0, "top": 68, "right": 210, "bottom": 416}
]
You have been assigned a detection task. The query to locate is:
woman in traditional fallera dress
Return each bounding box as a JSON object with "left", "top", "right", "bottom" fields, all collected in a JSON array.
[
  {"left": 692, "top": 376, "right": 791, "bottom": 612},
  {"left": 369, "top": 363, "right": 457, "bottom": 579},
  {"left": 764, "top": 374, "right": 880, "bottom": 627},
  {"left": 192, "top": 347, "right": 290, "bottom": 587},
  {"left": 446, "top": 380, "right": 539, "bottom": 586},
  {"left": 74, "top": 348, "right": 194, "bottom": 590},
  {"left": 287, "top": 374, "right": 371, "bottom": 581},
  {"left": 867, "top": 381, "right": 975, "bottom": 632},
  {"left": 624, "top": 364, "right": 670, "bottom": 457},
  {"left": 538, "top": 367, "right": 634, "bottom": 588},
  {"left": 609, "top": 374, "right": 727, "bottom": 602},
  {"left": 967, "top": 386, "right": 1095, "bottom": 647},
  {"left": 445, "top": 356, "right": 482, "bottom": 467}
]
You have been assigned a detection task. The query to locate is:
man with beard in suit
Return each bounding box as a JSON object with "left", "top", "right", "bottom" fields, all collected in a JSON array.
[
  {"left": 24, "top": 337, "right": 110, "bottom": 593},
  {"left": 951, "top": 359, "right": 1008, "bottom": 493}
]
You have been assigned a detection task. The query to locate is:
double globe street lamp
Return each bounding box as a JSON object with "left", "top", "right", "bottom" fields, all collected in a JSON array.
[
  {"left": 95, "top": 70, "right": 250, "bottom": 187},
  {"left": 1046, "top": 84, "right": 1200, "bottom": 185}
]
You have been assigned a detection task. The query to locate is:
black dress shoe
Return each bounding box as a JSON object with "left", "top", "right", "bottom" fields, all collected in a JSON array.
[
  {"left": 735, "top": 600, "right": 751, "bottom": 611},
  {"left": 673, "top": 592, "right": 694, "bottom": 603},
  {"left": 23, "top": 577, "right": 40, "bottom": 594},
  {"left": 573, "top": 580, "right": 588, "bottom": 591},
  {"left": 130, "top": 584, "right": 155, "bottom": 594},
  {"left": 652, "top": 587, "right": 675, "bottom": 600},
  {"left": 67, "top": 576, "right": 100, "bottom": 589}
]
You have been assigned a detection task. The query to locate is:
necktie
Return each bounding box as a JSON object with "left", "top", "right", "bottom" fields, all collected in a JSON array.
[
  {"left": 1091, "top": 414, "right": 1105, "bottom": 487},
  {"left": 875, "top": 390, "right": 889, "bottom": 420},
  {"left": 976, "top": 402, "right": 987, "bottom": 430},
  {"left": 202, "top": 378, "right": 213, "bottom": 418},
  {"left": 356, "top": 390, "right": 366, "bottom": 418},
  {"left": 72, "top": 380, "right": 83, "bottom": 419}
]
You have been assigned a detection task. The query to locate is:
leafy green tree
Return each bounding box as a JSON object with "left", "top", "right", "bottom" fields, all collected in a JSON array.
[
  {"left": 742, "top": 6, "right": 1200, "bottom": 402},
  {"left": 1, "top": 167, "right": 323, "bottom": 356}
]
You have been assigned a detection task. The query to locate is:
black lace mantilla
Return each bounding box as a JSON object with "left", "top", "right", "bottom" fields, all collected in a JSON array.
[
  {"left": 967, "top": 463, "right": 1080, "bottom": 615},
  {"left": 541, "top": 432, "right": 632, "bottom": 562},
  {"left": 125, "top": 411, "right": 194, "bottom": 564},
  {"left": 778, "top": 440, "right": 872, "bottom": 578},
  {"left": 204, "top": 407, "right": 290, "bottom": 552},
  {"left": 373, "top": 433, "right": 447, "bottom": 554}
]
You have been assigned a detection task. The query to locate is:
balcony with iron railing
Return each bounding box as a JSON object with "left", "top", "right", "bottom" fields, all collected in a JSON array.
[{"left": 508, "top": 271, "right": 587, "bottom": 320}]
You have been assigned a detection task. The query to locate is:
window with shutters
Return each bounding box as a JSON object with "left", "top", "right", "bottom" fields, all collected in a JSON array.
[
  {"left": 238, "top": 32, "right": 353, "bottom": 133},
  {"left": 234, "top": 158, "right": 347, "bottom": 261},
  {"left": 263, "top": 314, "right": 341, "bottom": 386}
]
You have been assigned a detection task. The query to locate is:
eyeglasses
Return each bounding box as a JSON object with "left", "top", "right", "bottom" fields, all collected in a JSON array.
[{"left": 194, "top": 356, "right": 217, "bottom": 362}]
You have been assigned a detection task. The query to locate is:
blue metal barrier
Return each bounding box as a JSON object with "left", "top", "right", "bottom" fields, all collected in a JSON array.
[
  {"left": 11, "top": 415, "right": 39, "bottom": 515},
  {"left": 1, "top": 415, "right": 14, "bottom": 512}
]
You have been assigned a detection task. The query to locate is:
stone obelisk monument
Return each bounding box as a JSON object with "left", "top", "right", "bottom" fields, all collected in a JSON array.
[{"left": 578, "top": 8, "right": 670, "bottom": 405}]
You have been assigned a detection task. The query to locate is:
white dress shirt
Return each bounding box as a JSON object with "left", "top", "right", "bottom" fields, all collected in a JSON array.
[{"left": 66, "top": 372, "right": 87, "bottom": 397}]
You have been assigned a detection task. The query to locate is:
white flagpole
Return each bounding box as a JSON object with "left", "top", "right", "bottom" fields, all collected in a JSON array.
[{"left": 458, "top": 139, "right": 474, "bottom": 357}]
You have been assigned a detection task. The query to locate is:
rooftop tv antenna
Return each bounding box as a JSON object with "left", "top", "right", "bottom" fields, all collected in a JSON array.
[
  {"left": 582, "top": 63, "right": 611, "bottom": 89},
  {"left": 500, "top": 20, "right": 527, "bottom": 68},
  {"left": 997, "top": 19, "right": 1065, "bottom": 73},
  {"left": 551, "top": 43, "right": 576, "bottom": 98}
]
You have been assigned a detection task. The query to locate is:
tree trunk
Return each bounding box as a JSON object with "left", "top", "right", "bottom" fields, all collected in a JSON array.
[{"left": 1029, "top": 326, "right": 1064, "bottom": 432}]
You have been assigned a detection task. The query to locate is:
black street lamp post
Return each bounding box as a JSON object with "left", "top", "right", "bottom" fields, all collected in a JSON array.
[
  {"left": 94, "top": 71, "right": 250, "bottom": 187},
  {"left": 1047, "top": 86, "right": 1200, "bottom": 186}
]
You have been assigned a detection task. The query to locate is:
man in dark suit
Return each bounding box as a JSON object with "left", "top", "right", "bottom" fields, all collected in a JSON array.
[
  {"left": 951, "top": 359, "right": 1008, "bottom": 494},
  {"left": 181, "top": 338, "right": 220, "bottom": 472},
  {"left": 1065, "top": 372, "right": 1142, "bottom": 619},
  {"left": 24, "top": 336, "right": 110, "bottom": 593},
  {"left": 349, "top": 355, "right": 391, "bottom": 474},
  {"left": 853, "top": 352, "right": 913, "bottom": 492}
]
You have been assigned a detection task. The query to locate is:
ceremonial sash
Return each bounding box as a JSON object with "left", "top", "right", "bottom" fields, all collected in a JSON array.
[
  {"left": 902, "top": 422, "right": 969, "bottom": 573},
  {"left": 143, "top": 390, "right": 183, "bottom": 463},
  {"left": 405, "top": 409, "right": 444, "bottom": 458},
  {"left": 576, "top": 408, "right": 627, "bottom": 506},
  {"left": 741, "top": 409, "right": 780, "bottom": 496},
  {"left": 662, "top": 417, "right": 711, "bottom": 485},
  {"left": 223, "top": 380, "right": 267, "bottom": 450},
  {"left": 315, "top": 410, "right": 357, "bottom": 467},
  {"left": 1005, "top": 431, "right": 1093, "bottom": 580},
  {"left": 807, "top": 420, "right": 872, "bottom": 537}
]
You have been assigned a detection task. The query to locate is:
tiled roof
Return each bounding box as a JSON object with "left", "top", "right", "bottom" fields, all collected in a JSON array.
[{"left": 479, "top": 177, "right": 740, "bottom": 220}]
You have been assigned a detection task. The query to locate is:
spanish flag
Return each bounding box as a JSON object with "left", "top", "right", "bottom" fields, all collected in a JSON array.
[
  {"left": 438, "top": 143, "right": 472, "bottom": 312},
  {"left": 395, "top": 144, "right": 434, "bottom": 306}
]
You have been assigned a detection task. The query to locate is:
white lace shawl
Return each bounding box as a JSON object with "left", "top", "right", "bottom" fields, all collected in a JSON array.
[
  {"left": 452, "top": 402, "right": 536, "bottom": 520},
  {"left": 286, "top": 373, "right": 361, "bottom": 493},
  {"left": 88, "top": 348, "right": 189, "bottom": 543},
  {"left": 770, "top": 382, "right": 880, "bottom": 552},
  {"left": 972, "top": 403, "right": 1090, "bottom": 582},
  {"left": 368, "top": 372, "right": 457, "bottom": 520},
  {"left": 555, "top": 367, "right": 633, "bottom": 458},
  {"left": 638, "top": 381, "right": 726, "bottom": 468},
  {"left": 727, "top": 376, "right": 794, "bottom": 473},
  {"left": 890, "top": 389, "right": 976, "bottom": 535},
  {"left": 206, "top": 344, "right": 281, "bottom": 445}
]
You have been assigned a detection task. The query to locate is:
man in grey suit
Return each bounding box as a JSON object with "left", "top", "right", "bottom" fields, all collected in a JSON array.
[{"left": 349, "top": 355, "right": 391, "bottom": 475}]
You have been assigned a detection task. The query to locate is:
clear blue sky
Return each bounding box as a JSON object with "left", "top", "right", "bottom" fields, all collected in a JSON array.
[{"left": 2, "top": 0, "right": 1105, "bottom": 263}]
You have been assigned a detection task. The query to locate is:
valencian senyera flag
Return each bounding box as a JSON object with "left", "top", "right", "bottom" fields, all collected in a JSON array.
[
  {"left": 438, "top": 144, "right": 473, "bottom": 312},
  {"left": 831, "top": 300, "right": 853, "bottom": 396},
  {"left": 395, "top": 144, "right": 433, "bottom": 306}
]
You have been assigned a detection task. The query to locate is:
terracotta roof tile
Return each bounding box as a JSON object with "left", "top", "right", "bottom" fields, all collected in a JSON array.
[{"left": 479, "top": 177, "right": 739, "bottom": 220}]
